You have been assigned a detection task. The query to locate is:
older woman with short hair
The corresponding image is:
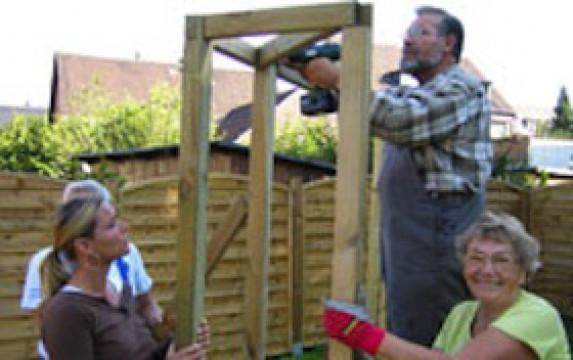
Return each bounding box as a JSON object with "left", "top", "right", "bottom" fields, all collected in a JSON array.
[{"left": 323, "top": 211, "right": 570, "bottom": 359}]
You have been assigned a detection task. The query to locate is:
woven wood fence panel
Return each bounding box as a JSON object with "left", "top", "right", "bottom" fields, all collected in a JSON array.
[
  {"left": 486, "top": 180, "right": 527, "bottom": 220},
  {"left": 2, "top": 170, "right": 573, "bottom": 359},
  {"left": 529, "top": 182, "right": 573, "bottom": 317},
  {"left": 119, "top": 174, "right": 291, "bottom": 359},
  {"left": 300, "top": 178, "right": 336, "bottom": 346},
  {"left": 0, "top": 172, "right": 66, "bottom": 360}
]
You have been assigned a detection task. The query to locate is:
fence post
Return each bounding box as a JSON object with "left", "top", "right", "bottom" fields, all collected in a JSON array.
[
  {"left": 289, "top": 177, "right": 304, "bottom": 352},
  {"left": 245, "top": 62, "right": 277, "bottom": 359},
  {"left": 524, "top": 188, "right": 535, "bottom": 235},
  {"left": 366, "top": 140, "right": 383, "bottom": 325},
  {"left": 329, "top": 5, "right": 372, "bottom": 359},
  {"left": 176, "top": 15, "right": 211, "bottom": 348}
]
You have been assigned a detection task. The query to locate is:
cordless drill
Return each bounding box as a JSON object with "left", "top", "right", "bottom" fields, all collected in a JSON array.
[{"left": 288, "top": 43, "right": 340, "bottom": 116}]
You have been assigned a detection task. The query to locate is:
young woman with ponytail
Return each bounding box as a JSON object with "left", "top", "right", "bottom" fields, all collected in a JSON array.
[
  {"left": 40, "top": 196, "right": 208, "bottom": 359},
  {"left": 21, "top": 180, "right": 163, "bottom": 358}
]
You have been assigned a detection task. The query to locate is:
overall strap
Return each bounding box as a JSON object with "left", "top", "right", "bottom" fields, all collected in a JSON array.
[{"left": 115, "top": 257, "right": 130, "bottom": 285}]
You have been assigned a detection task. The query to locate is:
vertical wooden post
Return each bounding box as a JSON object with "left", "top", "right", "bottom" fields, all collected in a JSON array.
[
  {"left": 329, "top": 5, "right": 372, "bottom": 359},
  {"left": 176, "top": 15, "right": 211, "bottom": 348},
  {"left": 289, "top": 177, "right": 304, "bottom": 350},
  {"left": 524, "top": 188, "right": 534, "bottom": 233},
  {"left": 525, "top": 188, "right": 536, "bottom": 246},
  {"left": 245, "top": 62, "right": 277, "bottom": 360},
  {"left": 366, "top": 139, "right": 383, "bottom": 324}
]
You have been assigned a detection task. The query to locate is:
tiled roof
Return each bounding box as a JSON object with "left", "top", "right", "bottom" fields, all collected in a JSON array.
[
  {"left": 49, "top": 45, "right": 516, "bottom": 140},
  {"left": 49, "top": 52, "right": 255, "bottom": 122},
  {"left": 50, "top": 53, "right": 180, "bottom": 117}
]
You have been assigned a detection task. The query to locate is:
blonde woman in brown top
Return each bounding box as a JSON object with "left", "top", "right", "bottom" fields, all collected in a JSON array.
[
  {"left": 22, "top": 179, "right": 164, "bottom": 359},
  {"left": 41, "top": 196, "right": 208, "bottom": 359}
]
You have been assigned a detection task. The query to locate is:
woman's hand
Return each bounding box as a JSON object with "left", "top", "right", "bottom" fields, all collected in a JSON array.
[
  {"left": 165, "top": 318, "right": 210, "bottom": 360},
  {"left": 165, "top": 342, "right": 206, "bottom": 360},
  {"left": 197, "top": 317, "right": 210, "bottom": 350},
  {"left": 136, "top": 293, "right": 164, "bottom": 327}
]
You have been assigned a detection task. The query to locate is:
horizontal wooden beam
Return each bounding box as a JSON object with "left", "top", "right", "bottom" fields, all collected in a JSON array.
[
  {"left": 257, "top": 31, "right": 336, "bottom": 68},
  {"left": 203, "top": 3, "right": 362, "bottom": 39},
  {"left": 212, "top": 39, "right": 308, "bottom": 88},
  {"left": 213, "top": 39, "right": 256, "bottom": 66}
]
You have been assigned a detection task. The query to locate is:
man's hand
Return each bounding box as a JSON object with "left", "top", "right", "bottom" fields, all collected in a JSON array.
[{"left": 303, "top": 58, "right": 340, "bottom": 90}]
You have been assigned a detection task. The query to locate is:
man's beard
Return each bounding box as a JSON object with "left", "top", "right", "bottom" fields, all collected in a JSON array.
[{"left": 400, "top": 52, "right": 442, "bottom": 75}]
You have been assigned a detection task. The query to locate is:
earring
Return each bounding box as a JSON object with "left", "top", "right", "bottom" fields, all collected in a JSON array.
[{"left": 87, "top": 253, "right": 101, "bottom": 267}]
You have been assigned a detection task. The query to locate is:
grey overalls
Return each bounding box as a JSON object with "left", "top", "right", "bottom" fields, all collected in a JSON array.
[{"left": 378, "top": 143, "right": 485, "bottom": 346}]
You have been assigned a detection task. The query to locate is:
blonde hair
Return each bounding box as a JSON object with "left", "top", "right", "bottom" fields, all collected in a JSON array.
[
  {"left": 41, "top": 197, "right": 104, "bottom": 299},
  {"left": 40, "top": 180, "right": 111, "bottom": 299}
]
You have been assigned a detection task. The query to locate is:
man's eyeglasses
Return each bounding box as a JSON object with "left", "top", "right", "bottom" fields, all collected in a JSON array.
[{"left": 404, "top": 25, "right": 440, "bottom": 39}]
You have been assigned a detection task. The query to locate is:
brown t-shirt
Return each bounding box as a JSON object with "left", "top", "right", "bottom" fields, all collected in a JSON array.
[{"left": 41, "top": 287, "right": 168, "bottom": 360}]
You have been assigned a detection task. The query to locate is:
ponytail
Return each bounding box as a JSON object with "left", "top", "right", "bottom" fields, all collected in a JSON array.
[
  {"left": 41, "top": 196, "right": 103, "bottom": 305},
  {"left": 40, "top": 249, "right": 71, "bottom": 299}
]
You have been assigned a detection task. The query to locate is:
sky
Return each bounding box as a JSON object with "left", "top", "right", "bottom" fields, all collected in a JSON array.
[{"left": 1, "top": 0, "right": 572, "bottom": 119}]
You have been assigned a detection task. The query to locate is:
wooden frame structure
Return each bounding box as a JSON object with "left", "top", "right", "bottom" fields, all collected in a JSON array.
[{"left": 177, "top": 3, "right": 372, "bottom": 359}]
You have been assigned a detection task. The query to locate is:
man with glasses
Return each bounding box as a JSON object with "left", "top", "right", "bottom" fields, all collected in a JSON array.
[{"left": 303, "top": 6, "right": 492, "bottom": 345}]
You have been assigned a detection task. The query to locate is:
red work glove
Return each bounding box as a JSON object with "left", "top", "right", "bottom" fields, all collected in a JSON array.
[{"left": 323, "top": 299, "right": 386, "bottom": 356}]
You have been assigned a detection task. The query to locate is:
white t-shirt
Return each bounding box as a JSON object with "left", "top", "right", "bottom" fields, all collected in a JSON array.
[
  {"left": 21, "top": 242, "right": 152, "bottom": 310},
  {"left": 20, "top": 243, "right": 153, "bottom": 359}
]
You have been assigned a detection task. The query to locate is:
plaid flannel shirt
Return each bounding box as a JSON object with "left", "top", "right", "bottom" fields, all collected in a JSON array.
[{"left": 370, "top": 64, "right": 492, "bottom": 194}]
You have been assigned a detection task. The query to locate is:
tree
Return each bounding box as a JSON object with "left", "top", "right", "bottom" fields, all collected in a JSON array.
[
  {"left": 550, "top": 86, "right": 573, "bottom": 136},
  {"left": 238, "top": 116, "right": 338, "bottom": 164},
  {"left": 0, "top": 83, "right": 183, "bottom": 180},
  {"left": 0, "top": 79, "right": 344, "bottom": 180}
]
